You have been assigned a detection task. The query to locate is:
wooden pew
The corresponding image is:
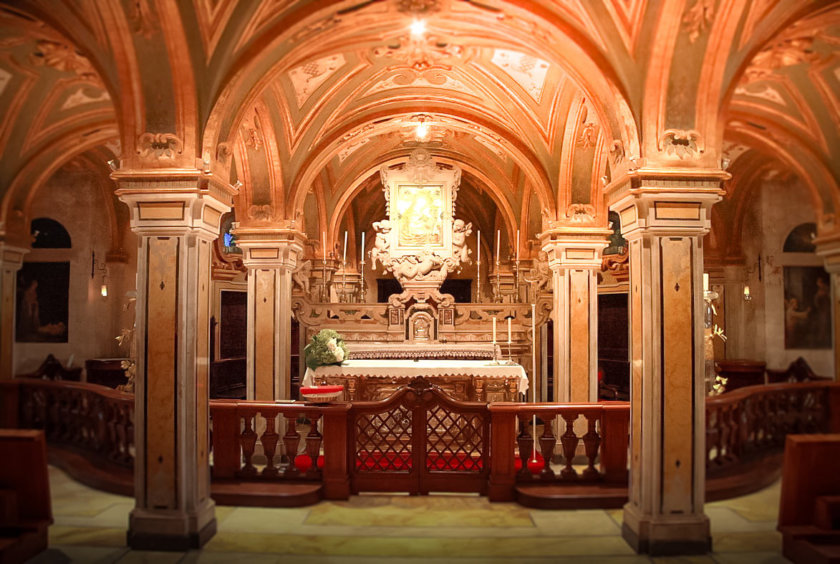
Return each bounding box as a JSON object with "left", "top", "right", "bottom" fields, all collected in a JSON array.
[
  {"left": 0, "top": 430, "right": 52, "bottom": 564},
  {"left": 779, "top": 434, "right": 840, "bottom": 564}
]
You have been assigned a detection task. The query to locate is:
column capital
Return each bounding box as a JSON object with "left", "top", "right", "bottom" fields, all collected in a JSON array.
[
  {"left": 0, "top": 244, "right": 28, "bottom": 270},
  {"left": 539, "top": 226, "right": 612, "bottom": 270},
  {"left": 114, "top": 169, "right": 236, "bottom": 239},
  {"left": 606, "top": 168, "right": 725, "bottom": 241},
  {"left": 815, "top": 231, "right": 840, "bottom": 273},
  {"left": 234, "top": 225, "right": 306, "bottom": 271}
]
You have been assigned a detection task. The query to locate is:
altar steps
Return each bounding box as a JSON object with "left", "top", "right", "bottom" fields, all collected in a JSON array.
[
  {"left": 212, "top": 481, "right": 323, "bottom": 507},
  {"left": 514, "top": 483, "right": 628, "bottom": 510}
]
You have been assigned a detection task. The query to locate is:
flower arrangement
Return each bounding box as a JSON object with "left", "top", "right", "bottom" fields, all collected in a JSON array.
[{"left": 304, "top": 329, "right": 348, "bottom": 370}]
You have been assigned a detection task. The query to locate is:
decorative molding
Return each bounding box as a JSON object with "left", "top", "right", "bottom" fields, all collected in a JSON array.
[
  {"left": 610, "top": 139, "right": 625, "bottom": 164},
  {"left": 136, "top": 132, "right": 183, "bottom": 160},
  {"left": 397, "top": 0, "right": 440, "bottom": 14},
  {"left": 240, "top": 112, "right": 263, "bottom": 149},
  {"left": 372, "top": 34, "right": 463, "bottom": 72},
  {"left": 658, "top": 129, "right": 702, "bottom": 159},
  {"left": 565, "top": 204, "right": 597, "bottom": 224},
  {"left": 490, "top": 48, "right": 550, "bottom": 102},
  {"left": 743, "top": 33, "right": 824, "bottom": 83},
  {"left": 682, "top": 0, "right": 714, "bottom": 43},
  {"left": 31, "top": 39, "right": 99, "bottom": 82},
  {"left": 288, "top": 54, "right": 345, "bottom": 107}
]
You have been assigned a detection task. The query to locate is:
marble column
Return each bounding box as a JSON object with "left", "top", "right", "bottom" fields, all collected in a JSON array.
[
  {"left": 115, "top": 173, "right": 234, "bottom": 550},
  {"left": 816, "top": 234, "right": 840, "bottom": 381},
  {"left": 234, "top": 226, "right": 305, "bottom": 401},
  {"left": 608, "top": 170, "right": 724, "bottom": 555},
  {"left": 0, "top": 244, "right": 27, "bottom": 379},
  {"left": 541, "top": 229, "right": 610, "bottom": 402}
]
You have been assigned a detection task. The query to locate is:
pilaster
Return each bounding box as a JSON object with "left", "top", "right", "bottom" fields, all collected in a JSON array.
[
  {"left": 114, "top": 169, "right": 234, "bottom": 550},
  {"left": 0, "top": 244, "right": 27, "bottom": 379},
  {"left": 541, "top": 228, "right": 611, "bottom": 402},
  {"left": 815, "top": 233, "right": 840, "bottom": 381},
  {"left": 607, "top": 168, "right": 725, "bottom": 555},
  {"left": 234, "top": 226, "right": 306, "bottom": 400}
]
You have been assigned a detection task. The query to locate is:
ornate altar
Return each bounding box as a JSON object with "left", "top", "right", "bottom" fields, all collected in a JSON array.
[
  {"left": 371, "top": 148, "right": 471, "bottom": 340},
  {"left": 303, "top": 359, "right": 527, "bottom": 402}
]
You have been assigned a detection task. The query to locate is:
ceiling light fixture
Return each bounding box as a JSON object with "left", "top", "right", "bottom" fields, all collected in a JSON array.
[
  {"left": 415, "top": 118, "right": 430, "bottom": 142},
  {"left": 409, "top": 19, "right": 426, "bottom": 38}
]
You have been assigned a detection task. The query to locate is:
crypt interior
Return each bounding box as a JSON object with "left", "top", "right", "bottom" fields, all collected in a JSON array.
[{"left": 1, "top": 0, "right": 840, "bottom": 561}]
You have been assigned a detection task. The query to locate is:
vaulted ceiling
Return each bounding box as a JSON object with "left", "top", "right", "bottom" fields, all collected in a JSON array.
[{"left": 0, "top": 0, "right": 838, "bottom": 264}]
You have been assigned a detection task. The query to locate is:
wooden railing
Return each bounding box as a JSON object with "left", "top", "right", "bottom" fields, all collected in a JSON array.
[
  {"left": 706, "top": 381, "right": 840, "bottom": 475},
  {"left": 0, "top": 379, "right": 134, "bottom": 468},
  {"left": 209, "top": 400, "right": 351, "bottom": 498},
  {"left": 2, "top": 377, "right": 838, "bottom": 505},
  {"left": 487, "top": 402, "right": 630, "bottom": 501}
]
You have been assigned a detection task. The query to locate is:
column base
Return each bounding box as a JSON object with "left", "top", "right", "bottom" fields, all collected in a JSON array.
[
  {"left": 128, "top": 502, "right": 217, "bottom": 551},
  {"left": 622, "top": 503, "right": 711, "bottom": 556}
]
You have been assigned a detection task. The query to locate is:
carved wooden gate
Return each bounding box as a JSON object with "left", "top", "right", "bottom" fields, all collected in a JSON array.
[{"left": 349, "top": 377, "right": 489, "bottom": 495}]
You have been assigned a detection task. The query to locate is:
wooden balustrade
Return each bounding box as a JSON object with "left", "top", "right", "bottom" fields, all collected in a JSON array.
[
  {"left": 209, "top": 401, "right": 351, "bottom": 499},
  {"left": 0, "top": 379, "right": 134, "bottom": 468},
  {"left": 488, "top": 402, "right": 630, "bottom": 501},
  {"left": 2, "top": 377, "right": 838, "bottom": 506},
  {"left": 706, "top": 381, "right": 840, "bottom": 476}
]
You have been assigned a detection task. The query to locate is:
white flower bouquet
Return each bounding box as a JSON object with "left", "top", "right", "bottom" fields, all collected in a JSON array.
[{"left": 303, "top": 329, "right": 348, "bottom": 370}]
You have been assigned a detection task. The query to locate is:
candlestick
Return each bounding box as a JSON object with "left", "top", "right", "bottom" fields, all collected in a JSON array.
[
  {"left": 531, "top": 303, "right": 536, "bottom": 404},
  {"left": 360, "top": 231, "right": 366, "bottom": 303},
  {"left": 515, "top": 229, "right": 520, "bottom": 262},
  {"left": 507, "top": 316, "right": 512, "bottom": 363},
  {"left": 477, "top": 230, "right": 480, "bottom": 264},
  {"left": 492, "top": 317, "right": 496, "bottom": 344},
  {"left": 703, "top": 272, "right": 709, "bottom": 293},
  {"left": 343, "top": 231, "right": 348, "bottom": 264},
  {"left": 322, "top": 232, "right": 327, "bottom": 264},
  {"left": 361, "top": 231, "right": 365, "bottom": 258},
  {"left": 507, "top": 316, "right": 512, "bottom": 344},
  {"left": 495, "top": 230, "right": 500, "bottom": 264}
]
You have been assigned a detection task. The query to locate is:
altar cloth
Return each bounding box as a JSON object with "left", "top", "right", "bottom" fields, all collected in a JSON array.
[{"left": 303, "top": 359, "right": 529, "bottom": 396}]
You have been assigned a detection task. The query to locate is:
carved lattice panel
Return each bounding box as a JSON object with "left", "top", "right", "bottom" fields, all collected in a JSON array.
[
  {"left": 425, "top": 406, "right": 485, "bottom": 472},
  {"left": 354, "top": 405, "right": 413, "bottom": 472}
]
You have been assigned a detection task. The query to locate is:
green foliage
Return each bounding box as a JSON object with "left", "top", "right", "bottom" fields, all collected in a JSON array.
[{"left": 303, "top": 329, "right": 348, "bottom": 370}]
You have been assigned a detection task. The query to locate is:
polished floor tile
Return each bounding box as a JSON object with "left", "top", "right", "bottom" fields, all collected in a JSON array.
[{"left": 29, "top": 466, "right": 789, "bottom": 563}]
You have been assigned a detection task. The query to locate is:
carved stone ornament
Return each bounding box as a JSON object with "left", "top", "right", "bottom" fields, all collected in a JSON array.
[
  {"left": 565, "top": 204, "right": 597, "bottom": 224},
  {"left": 658, "top": 129, "right": 702, "bottom": 160},
  {"left": 136, "top": 132, "right": 183, "bottom": 160},
  {"left": 682, "top": 0, "right": 715, "bottom": 43},
  {"left": 292, "top": 259, "right": 313, "bottom": 295},
  {"left": 610, "top": 139, "right": 625, "bottom": 164},
  {"left": 373, "top": 149, "right": 467, "bottom": 305},
  {"left": 247, "top": 204, "right": 274, "bottom": 222}
]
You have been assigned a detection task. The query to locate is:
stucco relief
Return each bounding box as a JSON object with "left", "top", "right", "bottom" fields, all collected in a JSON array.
[
  {"left": 288, "top": 54, "right": 345, "bottom": 108},
  {"left": 682, "top": 0, "right": 714, "bottom": 43},
  {"left": 734, "top": 84, "right": 786, "bottom": 106},
  {"left": 136, "top": 132, "right": 183, "bottom": 161},
  {"left": 61, "top": 87, "right": 111, "bottom": 110},
  {"left": 658, "top": 129, "right": 702, "bottom": 160},
  {"left": 490, "top": 49, "right": 550, "bottom": 102}
]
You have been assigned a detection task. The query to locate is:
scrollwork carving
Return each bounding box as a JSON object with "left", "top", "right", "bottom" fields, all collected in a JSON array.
[
  {"left": 136, "top": 132, "right": 183, "bottom": 161},
  {"left": 658, "top": 129, "right": 702, "bottom": 160}
]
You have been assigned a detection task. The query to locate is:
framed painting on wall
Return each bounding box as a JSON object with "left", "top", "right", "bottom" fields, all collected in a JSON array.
[
  {"left": 16, "top": 262, "right": 70, "bottom": 343},
  {"left": 783, "top": 266, "right": 831, "bottom": 349}
]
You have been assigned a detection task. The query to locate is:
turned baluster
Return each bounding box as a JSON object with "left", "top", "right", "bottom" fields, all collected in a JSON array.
[
  {"left": 560, "top": 413, "right": 579, "bottom": 479},
  {"left": 305, "top": 413, "right": 323, "bottom": 478},
  {"left": 516, "top": 413, "right": 534, "bottom": 479},
  {"left": 239, "top": 414, "right": 258, "bottom": 477},
  {"left": 261, "top": 413, "right": 279, "bottom": 477},
  {"left": 581, "top": 414, "right": 601, "bottom": 479},
  {"left": 282, "top": 416, "right": 301, "bottom": 477},
  {"left": 538, "top": 415, "right": 555, "bottom": 480}
]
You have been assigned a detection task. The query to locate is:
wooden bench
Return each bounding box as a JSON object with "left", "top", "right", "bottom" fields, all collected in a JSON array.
[
  {"left": 0, "top": 430, "right": 52, "bottom": 564},
  {"left": 779, "top": 434, "right": 840, "bottom": 564}
]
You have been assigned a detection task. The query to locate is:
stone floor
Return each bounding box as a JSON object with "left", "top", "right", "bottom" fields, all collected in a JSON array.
[{"left": 29, "top": 466, "right": 789, "bottom": 563}]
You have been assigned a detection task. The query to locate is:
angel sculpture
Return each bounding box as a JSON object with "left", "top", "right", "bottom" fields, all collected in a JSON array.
[
  {"left": 452, "top": 219, "right": 473, "bottom": 264},
  {"left": 370, "top": 220, "right": 391, "bottom": 270},
  {"left": 292, "top": 260, "right": 312, "bottom": 295}
]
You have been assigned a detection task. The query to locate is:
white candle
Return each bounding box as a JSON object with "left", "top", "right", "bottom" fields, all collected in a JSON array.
[
  {"left": 322, "top": 231, "right": 327, "bottom": 264},
  {"left": 361, "top": 231, "right": 365, "bottom": 262},
  {"left": 496, "top": 230, "right": 500, "bottom": 263},
  {"left": 492, "top": 317, "right": 496, "bottom": 344},
  {"left": 516, "top": 229, "right": 520, "bottom": 261},
  {"left": 477, "top": 230, "right": 480, "bottom": 263},
  {"left": 343, "top": 231, "right": 348, "bottom": 265},
  {"left": 507, "top": 316, "right": 512, "bottom": 344},
  {"left": 703, "top": 272, "right": 709, "bottom": 292},
  {"left": 531, "top": 303, "right": 536, "bottom": 404}
]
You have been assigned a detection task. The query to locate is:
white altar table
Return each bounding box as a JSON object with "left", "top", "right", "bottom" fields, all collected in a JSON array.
[{"left": 303, "top": 359, "right": 528, "bottom": 402}]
